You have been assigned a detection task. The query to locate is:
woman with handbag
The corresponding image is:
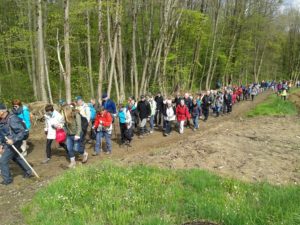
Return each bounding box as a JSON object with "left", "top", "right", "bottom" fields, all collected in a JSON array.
[
  {"left": 42, "top": 104, "right": 68, "bottom": 164},
  {"left": 62, "top": 105, "right": 88, "bottom": 168}
]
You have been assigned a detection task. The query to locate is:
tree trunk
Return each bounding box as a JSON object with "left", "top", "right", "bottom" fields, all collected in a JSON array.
[
  {"left": 86, "top": 10, "right": 94, "bottom": 98},
  {"left": 106, "top": 2, "right": 118, "bottom": 98},
  {"left": 205, "top": 0, "right": 220, "bottom": 91},
  {"left": 28, "top": 0, "right": 38, "bottom": 100},
  {"left": 64, "top": 0, "right": 71, "bottom": 103},
  {"left": 97, "top": 0, "right": 104, "bottom": 101},
  {"left": 44, "top": 50, "right": 53, "bottom": 104},
  {"left": 37, "top": 0, "right": 48, "bottom": 101},
  {"left": 116, "top": 0, "right": 125, "bottom": 102},
  {"left": 132, "top": 0, "right": 139, "bottom": 99},
  {"left": 140, "top": 0, "right": 154, "bottom": 95}
]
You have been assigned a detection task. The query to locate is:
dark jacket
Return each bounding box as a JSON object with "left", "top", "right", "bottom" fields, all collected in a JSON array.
[
  {"left": 184, "top": 97, "right": 193, "bottom": 113},
  {"left": 202, "top": 95, "right": 211, "bottom": 109},
  {"left": 137, "top": 100, "right": 151, "bottom": 120},
  {"left": 173, "top": 96, "right": 182, "bottom": 107},
  {"left": 224, "top": 94, "right": 232, "bottom": 105},
  {"left": 0, "top": 113, "right": 26, "bottom": 149},
  {"left": 155, "top": 96, "right": 164, "bottom": 111}
]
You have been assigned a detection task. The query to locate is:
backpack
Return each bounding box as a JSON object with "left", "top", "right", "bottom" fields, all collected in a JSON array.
[
  {"left": 8, "top": 115, "right": 29, "bottom": 141},
  {"left": 88, "top": 103, "right": 96, "bottom": 121},
  {"left": 80, "top": 114, "right": 89, "bottom": 133}
]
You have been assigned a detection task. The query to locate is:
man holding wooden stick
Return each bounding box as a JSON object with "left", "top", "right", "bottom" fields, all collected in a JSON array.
[{"left": 0, "top": 103, "right": 33, "bottom": 185}]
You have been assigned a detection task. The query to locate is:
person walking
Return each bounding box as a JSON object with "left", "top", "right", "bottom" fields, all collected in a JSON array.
[
  {"left": 137, "top": 95, "right": 151, "bottom": 137},
  {"left": 191, "top": 99, "right": 201, "bottom": 131},
  {"left": 148, "top": 95, "right": 157, "bottom": 133},
  {"left": 118, "top": 104, "right": 132, "bottom": 146},
  {"left": 93, "top": 106, "right": 113, "bottom": 155},
  {"left": 62, "top": 105, "right": 88, "bottom": 168},
  {"left": 154, "top": 92, "right": 164, "bottom": 127},
  {"left": 0, "top": 103, "right": 32, "bottom": 185},
  {"left": 202, "top": 91, "right": 211, "bottom": 121},
  {"left": 163, "top": 100, "right": 176, "bottom": 136},
  {"left": 42, "top": 104, "right": 68, "bottom": 164},
  {"left": 11, "top": 99, "right": 31, "bottom": 157},
  {"left": 176, "top": 99, "right": 190, "bottom": 134}
]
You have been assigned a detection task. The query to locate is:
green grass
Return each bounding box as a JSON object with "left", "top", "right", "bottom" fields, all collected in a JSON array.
[
  {"left": 247, "top": 93, "right": 298, "bottom": 117},
  {"left": 23, "top": 162, "right": 300, "bottom": 225}
]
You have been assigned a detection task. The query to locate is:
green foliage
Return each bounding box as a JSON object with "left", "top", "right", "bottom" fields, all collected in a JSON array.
[
  {"left": 23, "top": 162, "right": 300, "bottom": 225},
  {"left": 247, "top": 93, "right": 297, "bottom": 117}
]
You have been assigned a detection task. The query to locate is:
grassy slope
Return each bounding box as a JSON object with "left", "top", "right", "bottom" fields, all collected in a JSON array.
[
  {"left": 247, "top": 92, "right": 297, "bottom": 117},
  {"left": 23, "top": 163, "right": 300, "bottom": 225}
]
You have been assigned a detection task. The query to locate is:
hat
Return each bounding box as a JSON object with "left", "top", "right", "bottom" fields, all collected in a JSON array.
[
  {"left": 0, "top": 103, "right": 7, "bottom": 112},
  {"left": 102, "top": 93, "right": 108, "bottom": 99},
  {"left": 59, "top": 99, "right": 65, "bottom": 105},
  {"left": 75, "top": 96, "right": 82, "bottom": 101},
  {"left": 140, "top": 95, "right": 145, "bottom": 99}
]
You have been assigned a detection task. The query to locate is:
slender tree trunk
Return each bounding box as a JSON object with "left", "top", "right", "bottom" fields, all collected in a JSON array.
[
  {"left": 44, "top": 50, "right": 53, "bottom": 104},
  {"left": 131, "top": 0, "right": 139, "bottom": 99},
  {"left": 64, "top": 0, "right": 71, "bottom": 103},
  {"left": 205, "top": 0, "right": 220, "bottom": 91},
  {"left": 37, "top": 0, "right": 48, "bottom": 101},
  {"left": 56, "top": 28, "right": 67, "bottom": 101},
  {"left": 256, "top": 43, "right": 266, "bottom": 83},
  {"left": 97, "top": 0, "right": 104, "bottom": 100},
  {"left": 28, "top": 0, "right": 38, "bottom": 99},
  {"left": 106, "top": 2, "right": 118, "bottom": 98},
  {"left": 116, "top": 0, "right": 125, "bottom": 102},
  {"left": 140, "top": 0, "right": 154, "bottom": 95},
  {"left": 86, "top": 10, "right": 94, "bottom": 98}
]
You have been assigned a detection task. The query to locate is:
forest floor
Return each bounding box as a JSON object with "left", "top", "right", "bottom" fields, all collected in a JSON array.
[{"left": 1, "top": 90, "right": 300, "bottom": 225}]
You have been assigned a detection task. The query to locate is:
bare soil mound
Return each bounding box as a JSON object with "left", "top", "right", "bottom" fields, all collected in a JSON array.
[{"left": 120, "top": 116, "right": 300, "bottom": 185}]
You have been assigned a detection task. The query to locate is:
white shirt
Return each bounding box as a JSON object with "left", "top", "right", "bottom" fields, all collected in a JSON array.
[{"left": 44, "top": 110, "right": 65, "bottom": 140}]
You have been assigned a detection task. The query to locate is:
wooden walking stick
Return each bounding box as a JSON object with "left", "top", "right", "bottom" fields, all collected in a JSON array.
[{"left": 5, "top": 137, "right": 40, "bottom": 178}]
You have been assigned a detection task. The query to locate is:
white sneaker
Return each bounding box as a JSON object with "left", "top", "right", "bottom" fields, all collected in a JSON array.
[
  {"left": 68, "top": 158, "right": 76, "bottom": 168},
  {"left": 21, "top": 150, "right": 27, "bottom": 157},
  {"left": 82, "top": 152, "right": 88, "bottom": 163}
]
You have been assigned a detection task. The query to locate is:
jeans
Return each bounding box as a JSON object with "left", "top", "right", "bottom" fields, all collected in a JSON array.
[
  {"left": 66, "top": 135, "right": 83, "bottom": 159},
  {"left": 0, "top": 145, "right": 31, "bottom": 183},
  {"left": 193, "top": 116, "right": 199, "bottom": 129},
  {"left": 46, "top": 139, "right": 68, "bottom": 159},
  {"left": 215, "top": 106, "right": 221, "bottom": 117},
  {"left": 149, "top": 115, "right": 154, "bottom": 130},
  {"left": 95, "top": 131, "right": 112, "bottom": 153}
]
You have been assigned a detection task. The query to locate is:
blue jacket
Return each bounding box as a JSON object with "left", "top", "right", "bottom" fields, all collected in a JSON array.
[
  {"left": 118, "top": 109, "right": 126, "bottom": 124},
  {"left": 102, "top": 99, "right": 116, "bottom": 114},
  {"left": 12, "top": 105, "right": 31, "bottom": 130},
  {"left": 0, "top": 113, "right": 27, "bottom": 149}
]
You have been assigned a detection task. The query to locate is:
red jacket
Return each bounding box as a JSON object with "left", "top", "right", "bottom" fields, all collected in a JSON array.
[
  {"left": 94, "top": 111, "right": 112, "bottom": 128},
  {"left": 176, "top": 105, "right": 190, "bottom": 121}
]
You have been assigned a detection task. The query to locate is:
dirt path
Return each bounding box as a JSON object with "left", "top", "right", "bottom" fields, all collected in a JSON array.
[{"left": 1, "top": 91, "right": 299, "bottom": 225}]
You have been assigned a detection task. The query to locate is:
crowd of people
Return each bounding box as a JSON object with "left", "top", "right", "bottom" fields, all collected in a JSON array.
[{"left": 0, "top": 80, "right": 294, "bottom": 185}]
